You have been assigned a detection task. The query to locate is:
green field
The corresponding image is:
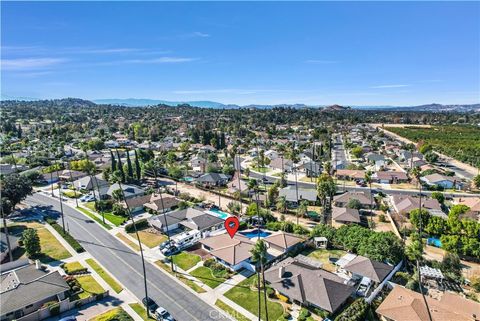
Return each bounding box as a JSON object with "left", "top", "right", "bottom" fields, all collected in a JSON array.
[{"left": 387, "top": 125, "right": 480, "bottom": 167}]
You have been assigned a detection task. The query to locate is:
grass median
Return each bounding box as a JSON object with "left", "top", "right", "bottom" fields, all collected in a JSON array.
[
  {"left": 86, "top": 258, "right": 123, "bottom": 293},
  {"left": 77, "top": 207, "right": 112, "bottom": 230}
]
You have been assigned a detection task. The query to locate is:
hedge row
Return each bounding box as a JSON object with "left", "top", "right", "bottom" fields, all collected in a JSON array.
[
  {"left": 124, "top": 218, "right": 149, "bottom": 233},
  {"left": 46, "top": 218, "right": 85, "bottom": 253}
]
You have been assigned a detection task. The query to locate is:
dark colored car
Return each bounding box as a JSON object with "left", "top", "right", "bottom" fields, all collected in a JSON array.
[{"left": 142, "top": 297, "right": 159, "bottom": 313}]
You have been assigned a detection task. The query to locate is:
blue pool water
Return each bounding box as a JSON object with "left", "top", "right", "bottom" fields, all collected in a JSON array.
[
  {"left": 207, "top": 208, "right": 230, "bottom": 219},
  {"left": 427, "top": 237, "right": 442, "bottom": 248},
  {"left": 240, "top": 230, "right": 272, "bottom": 239}
]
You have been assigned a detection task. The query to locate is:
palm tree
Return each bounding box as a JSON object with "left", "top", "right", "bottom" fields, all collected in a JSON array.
[
  {"left": 250, "top": 239, "right": 269, "bottom": 321},
  {"left": 276, "top": 196, "right": 287, "bottom": 214},
  {"left": 297, "top": 200, "right": 309, "bottom": 220},
  {"left": 364, "top": 170, "right": 373, "bottom": 229}
]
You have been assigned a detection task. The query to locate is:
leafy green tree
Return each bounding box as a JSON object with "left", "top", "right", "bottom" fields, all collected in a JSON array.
[
  {"left": 22, "top": 228, "right": 41, "bottom": 258},
  {"left": 267, "top": 184, "right": 279, "bottom": 206},
  {"left": 87, "top": 138, "right": 105, "bottom": 151},
  {"left": 431, "top": 191, "right": 445, "bottom": 204},
  {"left": 276, "top": 196, "right": 287, "bottom": 213},
  {"left": 317, "top": 173, "right": 336, "bottom": 220},
  {"left": 409, "top": 208, "right": 430, "bottom": 232},
  {"left": 440, "top": 235, "right": 461, "bottom": 254},
  {"left": 419, "top": 143, "right": 432, "bottom": 154},
  {"left": 405, "top": 232, "right": 423, "bottom": 262},
  {"left": 425, "top": 152, "right": 438, "bottom": 163},
  {"left": 447, "top": 205, "right": 469, "bottom": 234},
  {"left": 351, "top": 146, "right": 363, "bottom": 158},
  {"left": 246, "top": 202, "right": 260, "bottom": 216},
  {"left": 474, "top": 175, "right": 480, "bottom": 189},
  {"left": 297, "top": 200, "right": 309, "bottom": 218},
  {"left": 462, "top": 219, "right": 480, "bottom": 238},
  {"left": 1, "top": 174, "right": 33, "bottom": 216},
  {"left": 441, "top": 253, "right": 462, "bottom": 279},
  {"left": 425, "top": 216, "right": 447, "bottom": 236},
  {"left": 347, "top": 199, "right": 362, "bottom": 210}
]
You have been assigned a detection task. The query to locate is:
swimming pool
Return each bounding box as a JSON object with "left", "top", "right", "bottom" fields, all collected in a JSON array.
[
  {"left": 206, "top": 208, "right": 230, "bottom": 220},
  {"left": 427, "top": 237, "right": 442, "bottom": 248},
  {"left": 240, "top": 230, "right": 272, "bottom": 239}
]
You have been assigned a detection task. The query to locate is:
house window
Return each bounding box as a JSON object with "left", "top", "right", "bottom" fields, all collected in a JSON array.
[{"left": 25, "top": 304, "right": 33, "bottom": 309}]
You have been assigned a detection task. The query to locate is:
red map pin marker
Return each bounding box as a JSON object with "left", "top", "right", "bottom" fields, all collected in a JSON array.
[{"left": 224, "top": 216, "right": 240, "bottom": 238}]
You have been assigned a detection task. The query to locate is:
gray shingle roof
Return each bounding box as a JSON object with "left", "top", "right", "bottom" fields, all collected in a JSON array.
[
  {"left": 265, "top": 257, "right": 354, "bottom": 313},
  {"left": 1, "top": 265, "right": 69, "bottom": 315},
  {"left": 279, "top": 186, "right": 317, "bottom": 202},
  {"left": 343, "top": 255, "right": 393, "bottom": 283}
]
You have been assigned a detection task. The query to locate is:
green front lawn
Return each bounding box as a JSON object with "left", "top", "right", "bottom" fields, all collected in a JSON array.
[
  {"left": 76, "top": 275, "right": 105, "bottom": 299},
  {"left": 86, "top": 258, "right": 123, "bottom": 293},
  {"left": 129, "top": 303, "right": 155, "bottom": 320},
  {"left": 62, "top": 261, "right": 86, "bottom": 274},
  {"left": 252, "top": 166, "right": 271, "bottom": 173},
  {"left": 89, "top": 307, "right": 133, "bottom": 321},
  {"left": 62, "top": 190, "right": 82, "bottom": 198},
  {"left": 215, "top": 300, "right": 250, "bottom": 321},
  {"left": 84, "top": 202, "right": 127, "bottom": 226},
  {"left": 154, "top": 260, "right": 206, "bottom": 293},
  {"left": 190, "top": 266, "right": 227, "bottom": 289},
  {"left": 303, "top": 248, "right": 347, "bottom": 272},
  {"left": 224, "top": 276, "right": 284, "bottom": 321},
  {"left": 36, "top": 226, "right": 72, "bottom": 262},
  {"left": 172, "top": 252, "right": 201, "bottom": 271}
]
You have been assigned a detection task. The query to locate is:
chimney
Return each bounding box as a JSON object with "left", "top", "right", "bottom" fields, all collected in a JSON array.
[
  {"left": 278, "top": 266, "right": 285, "bottom": 278},
  {"left": 35, "top": 259, "right": 41, "bottom": 270}
]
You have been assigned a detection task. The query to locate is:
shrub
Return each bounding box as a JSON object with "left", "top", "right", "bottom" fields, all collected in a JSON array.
[
  {"left": 124, "top": 218, "right": 148, "bottom": 233},
  {"left": 203, "top": 258, "right": 216, "bottom": 268},
  {"left": 95, "top": 200, "right": 113, "bottom": 212},
  {"left": 267, "top": 287, "right": 275, "bottom": 298},
  {"left": 112, "top": 203, "right": 127, "bottom": 216},
  {"left": 378, "top": 214, "right": 386, "bottom": 222},
  {"left": 334, "top": 298, "right": 368, "bottom": 321},
  {"left": 46, "top": 219, "right": 85, "bottom": 253},
  {"left": 49, "top": 304, "right": 60, "bottom": 316}
]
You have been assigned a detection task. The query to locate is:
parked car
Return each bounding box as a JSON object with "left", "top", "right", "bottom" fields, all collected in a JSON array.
[
  {"left": 162, "top": 245, "right": 178, "bottom": 256},
  {"left": 159, "top": 240, "right": 171, "bottom": 250},
  {"left": 356, "top": 277, "right": 372, "bottom": 297},
  {"left": 142, "top": 297, "right": 159, "bottom": 313},
  {"left": 80, "top": 194, "right": 95, "bottom": 202},
  {"left": 154, "top": 307, "right": 175, "bottom": 321}
]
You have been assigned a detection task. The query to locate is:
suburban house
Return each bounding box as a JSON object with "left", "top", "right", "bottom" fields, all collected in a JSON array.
[
  {"left": 391, "top": 195, "right": 444, "bottom": 218},
  {"left": 190, "top": 156, "right": 207, "bottom": 172},
  {"left": 340, "top": 255, "right": 393, "bottom": 284},
  {"left": 376, "top": 285, "right": 480, "bottom": 321},
  {"left": 58, "top": 169, "right": 88, "bottom": 181},
  {"left": 199, "top": 233, "right": 257, "bottom": 271},
  {"left": 1, "top": 262, "right": 70, "bottom": 321},
  {"left": 263, "top": 231, "right": 305, "bottom": 254},
  {"left": 106, "top": 183, "right": 145, "bottom": 200},
  {"left": 269, "top": 157, "right": 293, "bottom": 172},
  {"left": 227, "top": 172, "right": 249, "bottom": 195},
  {"left": 73, "top": 174, "right": 109, "bottom": 191},
  {"left": 297, "top": 161, "right": 322, "bottom": 177},
  {"left": 200, "top": 231, "right": 305, "bottom": 272},
  {"left": 421, "top": 173, "right": 462, "bottom": 189},
  {"left": 334, "top": 191, "right": 374, "bottom": 209},
  {"left": 279, "top": 186, "right": 317, "bottom": 204},
  {"left": 264, "top": 257, "right": 355, "bottom": 314},
  {"left": 195, "top": 173, "right": 231, "bottom": 187},
  {"left": 332, "top": 207, "right": 361, "bottom": 224},
  {"left": 335, "top": 169, "right": 366, "bottom": 181},
  {"left": 373, "top": 171, "right": 409, "bottom": 184},
  {"left": 265, "top": 150, "right": 279, "bottom": 160},
  {"left": 143, "top": 195, "right": 181, "bottom": 214},
  {"left": 149, "top": 207, "right": 224, "bottom": 235},
  {"left": 39, "top": 171, "right": 60, "bottom": 185}
]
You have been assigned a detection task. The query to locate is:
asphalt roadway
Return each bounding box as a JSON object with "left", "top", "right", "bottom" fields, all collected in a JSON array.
[{"left": 26, "top": 193, "right": 227, "bottom": 321}]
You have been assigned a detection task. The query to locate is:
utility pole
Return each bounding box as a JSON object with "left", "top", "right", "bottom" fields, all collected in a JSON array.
[
  {"left": 67, "top": 161, "right": 79, "bottom": 208},
  {"left": 54, "top": 160, "right": 66, "bottom": 232},
  {"left": 116, "top": 177, "right": 151, "bottom": 319}
]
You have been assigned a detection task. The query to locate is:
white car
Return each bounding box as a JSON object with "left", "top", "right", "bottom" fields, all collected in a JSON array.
[
  {"left": 80, "top": 195, "right": 95, "bottom": 202},
  {"left": 154, "top": 307, "right": 174, "bottom": 321}
]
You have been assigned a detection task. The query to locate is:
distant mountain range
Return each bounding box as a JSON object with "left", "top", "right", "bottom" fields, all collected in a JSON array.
[{"left": 1, "top": 96, "right": 479, "bottom": 112}]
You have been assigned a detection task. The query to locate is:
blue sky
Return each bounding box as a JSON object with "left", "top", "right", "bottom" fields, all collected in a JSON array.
[{"left": 1, "top": 1, "right": 479, "bottom": 106}]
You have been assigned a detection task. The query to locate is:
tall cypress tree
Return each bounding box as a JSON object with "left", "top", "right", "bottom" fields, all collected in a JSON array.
[
  {"left": 116, "top": 150, "right": 125, "bottom": 183},
  {"left": 110, "top": 150, "right": 116, "bottom": 173},
  {"left": 134, "top": 149, "right": 141, "bottom": 180},
  {"left": 126, "top": 150, "right": 134, "bottom": 180}
]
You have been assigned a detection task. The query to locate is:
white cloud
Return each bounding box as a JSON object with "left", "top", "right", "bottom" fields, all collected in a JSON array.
[
  {"left": 192, "top": 32, "right": 211, "bottom": 38},
  {"left": 1, "top": 58, "right": 67, "bottom": 70},
  {"left": 370, "top": 84, "right": 410, "bottom": 89}
]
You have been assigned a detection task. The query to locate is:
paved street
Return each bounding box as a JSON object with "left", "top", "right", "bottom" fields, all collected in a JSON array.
[{"left": 26, "top": 193, "right": 226, "bottom": 321}]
